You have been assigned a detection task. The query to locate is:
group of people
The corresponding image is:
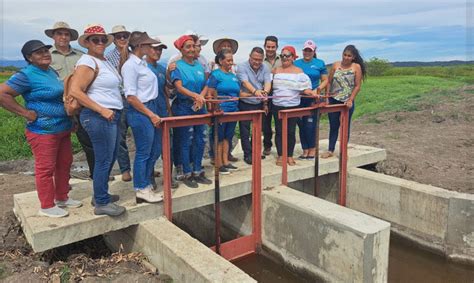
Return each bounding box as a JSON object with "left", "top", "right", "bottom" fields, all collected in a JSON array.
[{"left": 0, "top": 21, "right": 366, "bottom": 218}]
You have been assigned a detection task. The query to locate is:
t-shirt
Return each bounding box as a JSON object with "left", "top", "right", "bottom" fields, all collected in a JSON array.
[
  {"left": 207, "top": 69, "right": 240, "bottom": 112},
  {"left": 148, "top": 62, "right": 169, "bottom": 117},
  {"left": 6, "top": 64, "right": 72, "bottom": 134},
  {"left": 75, "top": 54, "right": 123, "bottom": 110},
  {"left": 272, "top": 73, "right": 311, "bottom": 107},
  {"left": 170, "top": 59, "right": 206, "bottom": 103},
  {"left": 294, "top": 58, "right": 327, "bottom": 89},
  {"left": 168, "top": 54, "right": 211, "bottom": 74},
  {"left": 121, "top": 54, "right": 158, "bottom": 103}
]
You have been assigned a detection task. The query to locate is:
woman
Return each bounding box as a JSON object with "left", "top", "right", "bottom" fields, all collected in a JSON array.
[
  {"left": 171, "top": 35, "right": 212, "bottom": 188},
  {"left": 272, "top": 46, "right": 316, "bottom": 166},
  {"left": 321, "top": 45, "right": 366, "bottom": 159},
  {"left": 294, "top": 40, "right": 328, "bottom": 159},
  {"left": 207, "top": 49, "right": 244, "bottom": 174},
  {"left": 121, "top": 31, "right": 163, "bottom": 203},
  {"left": 0, "top": 40, "right": 81, "bottom": 218},
  {"left": 70, "top": 24, "right": 125, "bottom": 216}
]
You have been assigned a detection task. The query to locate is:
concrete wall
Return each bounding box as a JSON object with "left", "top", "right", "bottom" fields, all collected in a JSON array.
[{"left": 263, "top": 186, "right": 390, "bottom": 282}]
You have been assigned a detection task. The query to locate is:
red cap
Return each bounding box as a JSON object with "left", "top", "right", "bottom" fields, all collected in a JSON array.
[
  {"left": 174, "top": 35, "right": 194, "bottom": 50},
  {"left": 281, "top": 45, "right": 298, "bottom": 59}
]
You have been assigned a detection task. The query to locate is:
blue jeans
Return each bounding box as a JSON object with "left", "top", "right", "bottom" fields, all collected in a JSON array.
[
  {"left": 297, "top": 98, "right": 317, "bottom": 150},
  {"left": 117, "top": 98, "right": 131, "bottom": 173},
  {"left": 328, "top": 97, "right": 355, "bottom": 152},
  {"left": 174, "top": 100, "right": 206, "bottom": 176},
  {"left": 127, "top": 99, "right": 162, "bottom": 190},
  {"left": 80, "top": 108, "right": 121, "bottom": 205}
]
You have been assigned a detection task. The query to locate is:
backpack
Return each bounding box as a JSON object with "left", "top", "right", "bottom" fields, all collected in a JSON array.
[{"left": 63, "top": 60, "right": 99, "bottom": 116}]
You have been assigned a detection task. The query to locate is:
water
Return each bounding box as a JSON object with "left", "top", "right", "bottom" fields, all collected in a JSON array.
[{"left": 234, "top": 236, "right": 474, "bottom": 283}]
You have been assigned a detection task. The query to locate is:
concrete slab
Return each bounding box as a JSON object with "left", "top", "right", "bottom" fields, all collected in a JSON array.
[
  {"left": 13, "top": 141, "right": 386, "bottom": 252},
  {"left": 104, "top": 218, "right": 255, "bottom": 283}
]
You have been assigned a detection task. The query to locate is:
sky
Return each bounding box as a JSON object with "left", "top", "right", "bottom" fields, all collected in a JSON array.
[{"left": 1, "top": 0, "right": 473, "bottom": 64}]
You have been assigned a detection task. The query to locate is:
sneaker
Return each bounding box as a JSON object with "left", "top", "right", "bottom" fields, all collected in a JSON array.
[
  {"left": 306, "top": 156, "right": 315, "bottom": 160},
  {"left": 176, "top": 166, "right": 185, "bottom": 181},
  {"left": 39, "top": 206, "right": 69, "bottom": 218},
  {"left": 298, "top": 155, "right": 307, "bottom": 160},
  {"left": 228, "top": 154, "right": 239, "bottom": 162},
  {"left": 94, "top": 202, "right": 126, "bottom": 216},
  {"left": 244, "top": 156, "right": 252, "bottom": 165},
  {"left": 194, "top": 172, "right": 212, "bottom": 184},
  {"left": 183, "top": 175, "right": 198, "bottom": 188},
  {"left": 171, "top": 178, "right": 179, "bottom": 189},
  {"left": 121, "top": 171, "right": 132, "bottom": 182},
  {"left": 224, "top": 164, "right": 238, "bottom": 171},
  {"left": 136, "top": 187, "right": 163, "bottom": 203},
  {"left": 219, "top": 166, "right": 231, "bottom": 175},
  {"left": 91, "top": 194, "right": 120, "bottom": 206},
  {"left": 55, "top": 198, "right": 83, "bottom": 208},
  {"left": 263, "top": 148, "right": 271, "bottom": 156},
  {"left": 108, "top": 176, "right": 115, "bottom": 182},
  {"left": 210, "top": 158, "right": 215, "bottom": 165}
]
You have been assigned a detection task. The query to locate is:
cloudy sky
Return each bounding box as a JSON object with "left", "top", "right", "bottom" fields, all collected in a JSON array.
[{"left": 1, "top": 0, "right": 472, "bottom": 64}]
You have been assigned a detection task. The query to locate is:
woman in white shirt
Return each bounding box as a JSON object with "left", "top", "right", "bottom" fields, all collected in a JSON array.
[
  {"left": 271, "top": 46, "right": 317, "bottom": 166},
  {"left": 70, "top": 24, "right": 125, "bottom": 217},
  {"left": 121, "top": 31, "right": 163, "bottom": 204}
]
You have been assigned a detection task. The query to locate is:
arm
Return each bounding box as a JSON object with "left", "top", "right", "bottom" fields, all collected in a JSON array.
[
  {"left": 327, "top": 62, "right": 338, "bottom": 96},
  {"left": 346, "top": 64, "right": 362, "bottom": 108},
  {"left": 0, "top": 83, "right": 36, "bottom": 121},
  {"left": 174, "top": 80, "right": 205, "bottom": 108},
  {"left": 317, "top": 74, "right": 329, "bottom": 94},
  {"left": 70, "top": 65, "right": 114, "bottom": 120},
  {"left": 127, "top": 96, "right": 161, "bottom": 127}
]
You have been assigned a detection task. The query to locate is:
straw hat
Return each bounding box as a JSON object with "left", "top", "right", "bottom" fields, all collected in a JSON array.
[
  {"left": 212, "top": 38, "right": 238, "bottom": 55},
  {"left": 44, "top": 21, "right": 79, "bottom": 41},
  {"left": 109, "top": 25, "right": 131, "bottom": 36},
  {"left": 78, "top": 24, "right": 114, "bottom": 48}
]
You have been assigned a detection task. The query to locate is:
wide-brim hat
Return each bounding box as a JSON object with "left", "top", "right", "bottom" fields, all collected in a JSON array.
[
  {"left": 44, "top": 21, "right": 79, "bottom": 41},
  {"left": 78, "top": 24, "right": 114, "bottom": 48},
  {"left": 109, "top": 25, "right": 131, "bottom": 36},
  {"left": 212, "top": 38, "right": 238, "bottom": 55},
  {"left": 150, "top": 36, "right": 168, "bottom": 49},
  {"left": 129, "top": 31, "right": 160, "bottom": 47}
]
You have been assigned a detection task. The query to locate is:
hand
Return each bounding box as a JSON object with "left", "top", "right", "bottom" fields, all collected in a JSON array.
[
  {"left": 150, "top": 114, "right": 161, "bottom": 127},
  {"left": 100, "top": 108, "right": 114, "bottom": 121},
  {"left": 167, "top": 62, "right": 177, "bottom": 72},
  {"left": 254, "top": 90, "right": 265, "bottom": 97},
  {"left": 25, "top": 110, "right": 37, "bottom": 123},
  {"left": 345, "top": 100, "right": 353, "bottom": 108},
  {"left": 315, "top": 87, "right": 321, "bottom": 95},
  {"left": 193, "top": 94, "right": 206, "bottom": 110}
]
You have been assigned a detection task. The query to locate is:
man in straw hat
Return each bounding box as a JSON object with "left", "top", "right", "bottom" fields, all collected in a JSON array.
[{"left": 45, "top": 21, "right": 83, "bottom": 81}]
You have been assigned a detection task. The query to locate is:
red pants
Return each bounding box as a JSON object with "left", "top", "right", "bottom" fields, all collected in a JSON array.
[{"left": 26, "top": 130, "right": 73, "bottom": 209}]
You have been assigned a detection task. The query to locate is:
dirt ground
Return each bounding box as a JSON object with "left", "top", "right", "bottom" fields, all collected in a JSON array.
[{"left": 0, "top": 86, "right": 472, "bottom": 281}]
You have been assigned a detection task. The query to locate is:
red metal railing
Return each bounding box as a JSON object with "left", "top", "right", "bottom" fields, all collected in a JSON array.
[{"left": 159, "top": 109, "right": 263, "bottom": 261}]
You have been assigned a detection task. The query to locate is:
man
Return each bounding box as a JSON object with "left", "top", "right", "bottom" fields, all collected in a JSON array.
[
  {"left": 237, "top": 47, "right": 272, "bottom": 165},
  {"left": 105, "top": 25, "right": 132, "bottom": 182},
  {"left": 262, "top": 35, "right": 282, "bottom": 156}
]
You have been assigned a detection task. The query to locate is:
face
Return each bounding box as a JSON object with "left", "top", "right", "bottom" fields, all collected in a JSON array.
[
  {"left": 342, "top": 50, "right": 354, "bottom": 64},
  {"left": 194, "top": 42, "right": 202, "bottom": 58},
  {"left": 249, "top": 51, "right": 264, "bottom": 70},
  {"left": 181, "top": 39, "right": 195, "bottom": 59},
  {"left": 28, "top": 47, "right": 51, "bottom": 66},
  {"left": 147, "top": 46, "right": 163, "bottom": 62},
  {"left": 113, "top": 32, "right": 130, "bottom": 48},
  {"left": 220, "top": 53, "right": 234, "bottom": 71},
  {"left": 218, "top": 40, "right": 232, "bottom": 52},
  {"left": 52, "top": 29, "right": 71, "bottom": 48},
  {"left": 302, "top": 48, "right": 315, "bottom": 60},
  {"left": 86, "top": 35, "right": 108, "bottom": 55},
  {"left": 280, "top": 50, "right": 294, "bottom": 66},
  {"left": 264, "top": 40, "right": 277, "bottom": 57}
]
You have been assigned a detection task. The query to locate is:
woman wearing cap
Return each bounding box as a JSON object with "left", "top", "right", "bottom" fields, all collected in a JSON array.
[
  {"left": 294, "top": 40, "right": 328, "bottom": 160},
  {"left": 170, "top": 35, "right": 212, "bottom": 188},
  {"left": 321, "top": 45, "right": 366, "bottom": 159},
  {"left": 207, "top": 49, "right": 245, "bottom": 175},
  {"left": 70, "top": 24, "right": 125, "bottom": 217},
  {"left": 272, "top": 46, "right": 316, "bottom": 166},
  {"left": 0, "top": 40, "right": 81, "bottom": 218},
  {"left": 121, "top": 31, "right": 163, "bottom": 203}
]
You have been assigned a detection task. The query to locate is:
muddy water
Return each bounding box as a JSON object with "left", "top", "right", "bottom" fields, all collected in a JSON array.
[{"left": 234, "top": 236, "right": 474, "bottom": 282}]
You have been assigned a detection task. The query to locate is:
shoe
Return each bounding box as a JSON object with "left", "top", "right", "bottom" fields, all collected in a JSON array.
[
  {"left": 154, "top": 171, "right": 161, "bottom": 177},
  {"left": 183, "top": 175, "right": 198, "bottom": 188},
  {"left": 263, "top": 148, "right": 271, "bottom": 156},
  {"left": 219, "top": 166, "right": 231, "bottom": 175},
  {"left": 108, "top": 176, "right": 115, "bottom": 182},
  {"left": 244, "top": 157, "right": 252, "bottom": 165},
  {"left": 194, "top": 172, "right": 213, "bottom": 185},
  {"left": 171, "top": 178, "right": 179, "bottom": 189},
  {"left": 121, "top": 171, "right": 132, "bottom": 182},
  {"left": 224, "top": 164, "right": 238, "bottom": 171},
  {"left": 306, "top": 156, "right": 315, "bottom": 160},
  {"left": 39, "top": 206, "right": 69, "bottom": 218},
  {"left": 94, "top": 203, "right": 126, "bottom": 216},
  {"left": 176, "top": 166, "right": 185, "bottom": 181},
  {"left": 136, "top": 187, "right": 163, "bottom": 203},
  {"left": 55, "top": 198, "right": 83, "bottom": 208},
  {"left": 298, "top": 155, "right": 307, "bottom": 160},
  {"left": 91, "top": 194, "right": 120, "bottom": 206},
  {"left": 210, "top": 158, "right": 215, "bottom": 165},
  {"left": 228, "top": 154, "right": 238, "bottom": 162}
]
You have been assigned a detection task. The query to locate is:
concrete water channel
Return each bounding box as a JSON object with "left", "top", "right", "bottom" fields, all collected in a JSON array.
[{"left": 13, "top": 141, "right": 474, "bottom": 282}]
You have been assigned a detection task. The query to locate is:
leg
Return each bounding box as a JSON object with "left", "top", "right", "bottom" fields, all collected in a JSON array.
[
  {"left": 116, "top": 101, "right": 131, "bottom": 175},
  {"left": 272, "top": 105, "right": 283, "bottom": 157},
  {"left": 75, "top": 116, "right": 95, "bottom": 178},
  {"left": 54, "top": 131, "right": 73, "bottom": 202},
  {"left": 287, "top": 116, "right": 298, "bottom": 157},
  {"left": 263, "top": 102, "right": 273, "bottom": 150},
  {"left": 192, "top": 123, "right": 206, "bottom": 175},
  {"left": 222, "top": 140, "right": 230, "bottom": 165}
]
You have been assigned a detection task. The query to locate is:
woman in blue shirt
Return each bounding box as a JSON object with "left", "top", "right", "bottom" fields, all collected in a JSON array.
[
  {"left": 294, "top": 40, "right": 328, "bottom": 160},
  {"left": 0, "top": 40, "right": 80, "bottom": 218},
  {"left": 207, "top": 49, "right": 243, "bottom": 175}
]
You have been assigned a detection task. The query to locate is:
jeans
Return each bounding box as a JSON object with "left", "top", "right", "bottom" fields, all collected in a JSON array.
[
  {"left": 171, "top": 101, "right": 181, "bottom": 168},
  {"left": 297, "top": 98, "right": 317, "bottom": 150},
  {"left": 26, "top": 130, "right": 73, "bottom": 209},
  {"left": 238, "top": 101, "right": 264, "bottom": 158},
  {"left": 272, "top": 104, "right": 299, "bottom": 157},
  {"left": 116, "top": 99, "right": 131, "bottom": 174},
  {"left": 174, "top": 100, "right": 206, "bottom": 176},
  {"left": 75, "top": 115, "right": 95, "bottom": 178},
  {"left": 328, "top": 97, "right": 355, "bottom": 152},
  {"left": 80, "top": 108, "right": 121, "bottom": 205},
  {"left": 128, "top": 99, "right": 162, "bottom": 190}
]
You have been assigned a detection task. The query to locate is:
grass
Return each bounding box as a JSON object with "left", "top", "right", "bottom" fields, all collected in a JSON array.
[{"left": 0, "top": 65, "right": 473, "bottom": 160}]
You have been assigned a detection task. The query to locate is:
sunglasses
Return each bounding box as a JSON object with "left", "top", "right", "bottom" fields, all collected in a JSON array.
[
  {"left": 280, "top": 53, "right": 293, "bottom": 59},
  {"left": 114, "top": 33, "right": 129, "bottom": 40},
  {"left": 88, "top": 37, "right": 108, "bottom": 45}
]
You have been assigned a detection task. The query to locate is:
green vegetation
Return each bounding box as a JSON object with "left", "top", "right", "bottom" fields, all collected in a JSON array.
[
  {"left": 366, "top": 57, "right": 393, "bottom": 76},
  {"left": 0, "top": 64, "right": 473, "bottom": 161},
  {"left": 59, "top": 265, "right": 71, "bottom": 283}
]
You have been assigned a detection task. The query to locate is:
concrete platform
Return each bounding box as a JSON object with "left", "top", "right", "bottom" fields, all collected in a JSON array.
[{"left": 13, "top": 140, "right": 386, "bottom": 252}]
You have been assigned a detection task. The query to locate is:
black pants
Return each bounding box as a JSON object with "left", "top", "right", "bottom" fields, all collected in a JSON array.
[
  {"left": 238, "top": 101, "right": 264, "bottom": 158},
  {"left": 272, "top": 104, "right": 298, "bottom": 157},
  {"left": 263, "top": 102, "right": 273, "bottom": 150},
  {"left": 75, "top": 115, "right": 95, "bottom": 179}
]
